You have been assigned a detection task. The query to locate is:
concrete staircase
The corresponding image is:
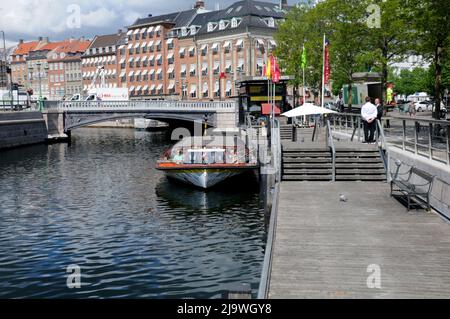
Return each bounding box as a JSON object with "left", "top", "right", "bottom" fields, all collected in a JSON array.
[
  {"left": 282, "top": 144, "right": 333, "bottom": 181},
  {"left": 280, "top": 125, "right": 294, "bottom": 141},
  {"left": 335, "top": 146, "right": 386, "bottom": 181},
  {"left": 281, "top": 141, "right": 386, "bottom": 182}
]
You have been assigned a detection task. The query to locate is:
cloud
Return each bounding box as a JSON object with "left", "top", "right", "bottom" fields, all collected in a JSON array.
[{"left": 0, "top": 0, "right": 295, "bottom": 47}]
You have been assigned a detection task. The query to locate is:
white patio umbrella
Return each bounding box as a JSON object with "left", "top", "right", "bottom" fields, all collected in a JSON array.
[{"left": 281, "top": 103, "right": 337, "bottom": 117}]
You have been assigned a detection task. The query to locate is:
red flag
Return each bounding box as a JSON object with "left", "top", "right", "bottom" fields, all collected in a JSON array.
[
  {"left": 324, "top": 39, "right": 330, "bottom": 84},
  {"left": 272, "top": 56, "right": 281, "bottom": 83}
]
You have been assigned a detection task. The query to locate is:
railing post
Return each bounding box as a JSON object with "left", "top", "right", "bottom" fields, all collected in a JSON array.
[
  {"left": 357, "top": 117, "right": 361, "bottom": 142},
  {"left": 447, "top": 124, "right": 450, "bottom": 165},
  {"left": 429, "top": 123, "right": 433, "bottom": 159},
  {"left": 402, "top": 120, "right": 406, "bottom": 150},
  {"left": 414, "top": 121, "right": 418, "bottom": 155}
]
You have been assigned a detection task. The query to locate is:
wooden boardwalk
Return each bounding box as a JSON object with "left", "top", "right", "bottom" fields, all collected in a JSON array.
[{"left": 268, "top": 182, "right": 450, "bottom": 299}]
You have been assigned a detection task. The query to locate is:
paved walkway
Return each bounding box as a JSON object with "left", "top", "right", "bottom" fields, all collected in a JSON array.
[{"left": 269, "top": 181, "right": 450, "bottom": 299}]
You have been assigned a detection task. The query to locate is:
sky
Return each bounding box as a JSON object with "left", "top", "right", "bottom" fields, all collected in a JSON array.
[{"left": 0, "top": 0, "right": 299, "bottom": 48}]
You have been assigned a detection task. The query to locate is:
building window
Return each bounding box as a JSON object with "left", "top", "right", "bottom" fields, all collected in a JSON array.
[
  {"left": 142, "top": 46, "right": 147, "bottom": 54},
  {"left": 190, "top": 85, "right": 197, "bottom": 98},
  {"left": 190, "top": 64, "right": 196, "bottom": 77},
  {"left": 129, "top": 48, "right": 134, "bottom": 55},
  {"left": 129, "top": 61, "right": 134, "bottom": 68},
  {"left": 189, "top": 47, "right": 195, "bottom": 57},
  {"left": 203, "top": 82, "right": 208, "bottom": 98},
  {"left": 201, "top": 45, "right": 207, "bottom": 56},
  {"left": 202, "top": 63, "right": 208, "bottom": 76}
]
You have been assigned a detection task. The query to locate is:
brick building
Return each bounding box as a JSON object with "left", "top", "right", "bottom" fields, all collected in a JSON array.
[
  {"left": 82, "top": 31, "right": 124, "bottom": 91},
  {"left": 10, "top": 39, "right": 43, "bottom": 89}
]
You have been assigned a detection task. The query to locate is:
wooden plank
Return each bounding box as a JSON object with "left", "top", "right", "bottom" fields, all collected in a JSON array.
[{"left": 269, "top": 182, "right": 450, "bottom": 299}]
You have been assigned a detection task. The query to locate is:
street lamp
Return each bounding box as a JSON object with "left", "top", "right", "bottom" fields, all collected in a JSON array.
[{"left": 29, "top": 62, "right": 48, "bottom": 111}]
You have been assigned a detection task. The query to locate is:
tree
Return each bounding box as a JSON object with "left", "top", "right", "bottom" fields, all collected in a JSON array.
[
  {"left": 410, "top": 0, "right": 450, "bottom": 118},
  {"left": 365, "top": 0, "right": 415, "bottom": 105},
  {"left": 389, "top": 68, "right": 431, "bottom": 96}
]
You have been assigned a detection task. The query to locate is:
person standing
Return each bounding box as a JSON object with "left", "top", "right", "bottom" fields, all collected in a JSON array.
[{"left": 361, "top": 96, "right": 377, "bottom": 143}]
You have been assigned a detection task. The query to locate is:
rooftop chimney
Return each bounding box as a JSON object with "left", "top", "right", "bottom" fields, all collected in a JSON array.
[
  {"left": 281, "top": 0, "right": 288, "bottom": 9},
  {"left": 148, "top": 14, "right": 152, "bottom": 17},
  {"left": 194, "top": 1, "right": 205, "bottom": 9},
  {"left": 19, "top": 39, "right": 24, "bottom": 44},
  {"left": 38, "top": 36, "right": 43, "bottom": 42},
  {"left": 118, "top": 29, "right": 122, "bottom": 34}
]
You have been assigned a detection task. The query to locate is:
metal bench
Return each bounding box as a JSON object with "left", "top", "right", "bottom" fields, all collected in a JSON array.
[{"left": 390, "top": 162, "right": 434, "bottom": 211}]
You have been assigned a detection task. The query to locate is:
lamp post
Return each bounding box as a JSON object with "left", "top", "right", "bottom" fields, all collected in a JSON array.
[{"left": 29, "top": 61, "right": 48, "bottom": 111}]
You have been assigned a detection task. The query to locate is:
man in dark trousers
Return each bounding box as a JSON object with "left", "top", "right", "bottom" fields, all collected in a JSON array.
[
  {"left": 375, "top": 98, "right": 383, "bottom": 134},
  {"left": 361, "top": 96, "right": 378, "bottom": 143}
]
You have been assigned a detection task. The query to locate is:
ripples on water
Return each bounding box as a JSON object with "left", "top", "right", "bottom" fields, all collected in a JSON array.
[{"left": 0, "top": 128, "right": 266, "bottom": 298}]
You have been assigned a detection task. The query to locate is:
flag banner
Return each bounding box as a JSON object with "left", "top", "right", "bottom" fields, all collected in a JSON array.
[
  {"left": 324, "top": 39, "right": 330, "bottom": 84},
  {"left": 301, "top": 45, "right": 307, "bottom": 70},
  {"left": 265, "top": 55, "right": 272, "bottom": 79},
  {"left": 272, "top": 56, "right": 281, "bottom": 83}
]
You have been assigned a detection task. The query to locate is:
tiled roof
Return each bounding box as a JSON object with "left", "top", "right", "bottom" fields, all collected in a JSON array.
[
  {"left": 89, "top": 33, "right": 124, "bottom": 49},
  {"left": 13, "top": 41, "right": 39, "bottom": 56}
]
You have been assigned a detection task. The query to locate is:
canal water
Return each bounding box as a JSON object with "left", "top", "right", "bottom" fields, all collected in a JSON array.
[{"left": 0, "top": 128, "right": 266, "bottom": 298}]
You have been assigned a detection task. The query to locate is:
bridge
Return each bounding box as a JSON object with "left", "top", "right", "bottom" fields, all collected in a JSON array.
[{"left": 42, "top": 100, "right": 238, "bottom": 137}]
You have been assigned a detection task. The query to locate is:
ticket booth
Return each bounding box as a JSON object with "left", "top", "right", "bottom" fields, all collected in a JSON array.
[{"left": 236, "top": 76, "right": 293, "bottom": 125}]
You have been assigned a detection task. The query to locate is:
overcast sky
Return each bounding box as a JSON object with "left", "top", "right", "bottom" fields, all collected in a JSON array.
[{"left": 0, "top": 0, "right": 299, "bottom": 48}]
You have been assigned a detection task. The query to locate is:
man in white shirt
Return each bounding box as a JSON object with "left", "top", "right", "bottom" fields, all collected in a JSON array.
[{"left": 361, "top": 96, "right": 378, "bottom": 143}]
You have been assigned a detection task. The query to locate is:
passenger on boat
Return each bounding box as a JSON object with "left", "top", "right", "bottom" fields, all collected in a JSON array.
[{"left": 173, "top": 150, "right": 184, "bottom": 163}]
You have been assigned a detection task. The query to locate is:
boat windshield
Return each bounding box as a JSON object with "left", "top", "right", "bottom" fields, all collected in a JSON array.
[{"left": 169, "top": 147, "right": 247, "bottom": 164}]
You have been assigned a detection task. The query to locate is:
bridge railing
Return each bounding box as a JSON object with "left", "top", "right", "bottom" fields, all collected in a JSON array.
[{"left": 49, "top": 100, "right": 237, "bottom": 111}]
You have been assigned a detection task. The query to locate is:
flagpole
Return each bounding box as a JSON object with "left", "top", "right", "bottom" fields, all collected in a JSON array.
[{"left": 321, "top": 34, "right": 325, "bottom": 108}]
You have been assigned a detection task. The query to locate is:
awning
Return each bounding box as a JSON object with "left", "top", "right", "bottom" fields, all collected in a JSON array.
[
  {"left": 269, "top": 39, "right": 277, "bottom": 47},
  {"left": 211, "top": 43, "right": 219, "bottom": 50},
  {"left": 135, "top": 70, "right": 141, "bottom": 76},
  {"left": 226, "top": 81, "right": 232, "bottom": 91},
  {"left": 156, "top": 54, "right": 162, "bottom": 60},
  {"left": 202, "top": 63, "right": 208, "bottom": 71},
  {"left": 141, "top": 56, "right": 148, "bottom": 62},
  {"left": 148, "top": 40, "right": 154, "bottom": 47},
  {"left": 180, "top": 65, "right": 186, "bottom": 73},
  {"left": 141, "top": 42, "right": 147, "bottom": 48},
  {"left": 147, "top": 26, "right": 154, "bottom": 33},
  {"left": 223, "top": 41, "right": 231, "bottom": 48},
  {"left": 236, "top": 39, "right": 244, "bottom": 46},
  {"left": 134, "top": 43, "right": 140, "bottom": 49},
  {"left": 120, "top": 71, "right": 126, "bottom": 77},
  {"left": 127, "top": 44, "right": 133, "bottom": 49},
  {"left": 179, "top": 47, "right": 185, "bottom": 54},
  {"left": 167, "top": 67, "right": 174, "bottom": 73},
  {"left": 281, "top": 103, "right": 337, "bottom": 117},
  {"left": 136, "top": 85, "right": 142, "bottom": 91},
  {"left": 126, "top": 30, "right": 133, "bottom": 35},
  {"left": 112, "top": 69, "right": 117, "bottom": 75},
  {"left": 128, "top": 71, "right": 134, "bottom": 76},
  {"left": 149, "top": 55, "right": 154, "bottom": 61},
  {"left": 133, "top": 29, "right": 140, "bottom": 35},
  {"left": 214, "top": 61, "right": 220, "bottom": 70},
  {"left": 149, "top": 69, "right": 155, "bottom": 75},
  {"left": 155, "top": 40, "right": 161, "bottom": 46},
  {"left": 262, "top": 103, "right": 281, "bottom": 115},
  {"left": 106, "top": 56, "right": 112, "bottom": 62},
  {"left": 128, "top": 57, "right": 134, "bottom": 62},
  {"left": 150, "top": 84, "right": 155, "bottom": 90},
  {"left": 166, "top": 38, "right": 173, "bottom": 45},
  {"left": 214, "top": 81, "right": 220, "bottom": 92},
  {"left": 237, "top": 59, "right": 244, "bottom": 67},
  {"left": 203, "top": 83, "right": 208, "bottom": 93},
  {"left": 190, "top": 85, "right": 197, "bottom": 94},
  {"left": 167, "top": 52, "right": 174, "bottom": 59},
  {"left": 142, "top": 69, "right": 148, "bottom": 75},
  {"left": 135, "top": 56, "right": 141, "bottom": 62},
  {"left": 143, "top": 85, "right": 149, "bottom": 91},
  {"left": 168, "top": 81, "right": 175, "bottom": 90},
  {"left": 200, "top": 44, "right": 207, "bottom": 51},
  {"left": 256, "top": 39, "right": 265, "bottom": 46},
  {"left": 156, "top": 84, "right": 163, "bottom": 90},
  {"left": 190, "top": 64, "right": 196, "bottom": 72},
  {"left": 118, "top": 45, "right": 125, "bottom": 50},
  {"left": 129, "top": 86, "right": 135, "bottom": 92},
  {"left": 94, "top": 57, "right": 99, "bottom": 63},
  {"left": 154, "top": 25, "right": 161, "bottom": 32},
  {"left": 189, "top": 46, "right": 195, "bottom": 52},
  {"left": 140, "top": 28, "right": 147, "bottom": 33},
  {"left": 226, "top": 60, "right": 232, "bottom": 68},
  {"left": 156, "top": 69, "right": 162, "bottom": 74}
]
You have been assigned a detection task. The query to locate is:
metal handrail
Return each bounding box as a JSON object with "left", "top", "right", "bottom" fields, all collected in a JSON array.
[
  {"left": 271, "top": 119, "right": 282, "bottom": 182},
  {"left": 257, "top": 182, "right": 280, "bottom": 299},
  {"left": 326, "top": 119, "right": 336, "bottom": 182}
]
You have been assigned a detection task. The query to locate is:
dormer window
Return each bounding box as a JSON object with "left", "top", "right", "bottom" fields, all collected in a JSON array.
[
  {"left": 267, "top": 17, "right": 275, "bottom": 27},
  {"left": 231, "top": 18, "right": 238, "bottom": 28},
  {"left": 190, "top": 25, "right": 197, "bottom": 35},
  {"left": 181, "top": 27, "right": 188, "bottom": 37},
  {"left": 207, "top": 22, "right": 215, "bottom": 32},
  {"left": 219, "top": 20, "right": 227, "bottom": 30}
]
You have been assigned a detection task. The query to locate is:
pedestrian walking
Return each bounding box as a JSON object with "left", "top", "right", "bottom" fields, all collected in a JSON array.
[
  {"left": 361, "top": 96, "right": 377, "bottom": 143},
  {"left": 408, "top": 101, "right": 416, "bottom": 117}
]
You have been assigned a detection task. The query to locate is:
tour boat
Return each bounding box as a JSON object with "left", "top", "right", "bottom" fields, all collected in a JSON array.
[{"left": 156, "top": 136, "right": 259, "bottom": 189}]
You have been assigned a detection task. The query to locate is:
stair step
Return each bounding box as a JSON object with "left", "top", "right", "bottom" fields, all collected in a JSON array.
[
  {"left": 283, "top": 169, "right": 333, "bottom": 174},
  {"left": 335, "top": 152, "right": 381, "bottom": 157},
  {"left": 283, "top": 158, "right": 332, "bottom": 163},
  {"left": 335, "top": 175, "right": 386, "bottom": 181},
  {"left": 283, "top": 152, "right": 331, "bottom": 157},
  {"left": 335, "top": 158, "right": 383, "bottom": 163},
  {"left": 336, "top": 168, "right": 386, "bottom": 174},
  {"left": 335, "top": 163, "right": 385, "bottom": 168},
  {"left": 283, "top": 163, "right": 332, "bottom": 168},
  {"left": 283, "top": 175, "right": 333, "bottom": 181}
]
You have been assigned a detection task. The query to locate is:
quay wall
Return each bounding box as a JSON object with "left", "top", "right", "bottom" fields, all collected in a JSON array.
[{"left": 0, "top": 112, "right": 48, "bottom": 150}]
